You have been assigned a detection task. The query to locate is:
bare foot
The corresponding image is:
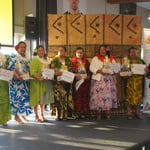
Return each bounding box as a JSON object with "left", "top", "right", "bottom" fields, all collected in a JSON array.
[{"left": 15, "top": 116, "right": 23, "bottom": 124}]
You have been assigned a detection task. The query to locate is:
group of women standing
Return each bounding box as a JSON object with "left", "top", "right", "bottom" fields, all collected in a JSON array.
[{"left": 0, "top": 42, "right": 147, "bottom": 126}]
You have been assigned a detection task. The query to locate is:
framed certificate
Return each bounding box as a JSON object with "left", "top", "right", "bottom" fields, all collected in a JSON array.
[
  {"left": 60, "top": 70, "right": 75, "bottom": 83},
  {"left": 42, "top": 68, "right": 54, "bottom": 80},
  {"left": 131, "top": 64, "right": 146, "bottom": 75},
  {"left": 0, "top": 69, "right": 14, "bottom": 82}
]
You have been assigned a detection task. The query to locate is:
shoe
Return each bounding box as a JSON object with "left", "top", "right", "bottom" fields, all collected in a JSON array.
[
  {"left": 2, "top": 123, "right": 8, "bottom": 126},
  {"left": 55, "top": 118, "right": 62, "bottom": 121},
  {"left": 15, "top": 116, "right": 23, "bottom": 124},
  {"left": 35, "top": 116, "right": 43, "bottom": 123},
  {"left": 106, "top": 115, "right": 111, "bottom": 120},
  {"left": 22, "top": 116, "right": 29, "bottom": 122},
  {"left": 135, "top": 114, "right": 143, "bottom": 119},
  {"left": 97, "top": 114, "right": 101, "bottom": 120},
  {"left": 41, "top": 115, "right": 48, "bottom": 122},
  {"left": 127, "top": 115, "right": 133, "bottom": 120},
  {"left": 81, "top": 115, "right": 86, "bottom": 119}
]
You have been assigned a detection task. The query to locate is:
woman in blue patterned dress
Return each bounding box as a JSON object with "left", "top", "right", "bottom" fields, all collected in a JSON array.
[{"left": 8, "top": 41, "right": 32, "bottom": 124}]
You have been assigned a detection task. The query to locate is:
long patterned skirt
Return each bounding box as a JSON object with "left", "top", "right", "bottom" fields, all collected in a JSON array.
[
  {"left": 9, "top": 79, "right": 32, "bottom": 116},
  {"left": 126, "top": 75, "right": 143, "bottom": 105},
  {"left": 73, "top": 79, "right": 90, "bottom": 114},
  {"left": 54, "top": 81, "right": 73, "bottom": 119},
  {"left": 90, "top": 75, "right": 118, "bottom": 111}
]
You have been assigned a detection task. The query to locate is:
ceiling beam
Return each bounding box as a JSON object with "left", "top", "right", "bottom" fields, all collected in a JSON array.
[{"left": 107, "top": 0, "right": 150, "bottom": 4}]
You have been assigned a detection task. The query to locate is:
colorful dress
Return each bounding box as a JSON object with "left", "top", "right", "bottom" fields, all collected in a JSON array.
[
  {"left": 126, "top": 58, "right": 145, "bottom": 105},
  {"left": 0, "top": 53, "right": 11, "bottom": 124},
  {"left": 51, "top": 55, "right": 73, "bottom": 119},
  {"left": 89, "top": 54, "right": 118, "bottom": 111},
  {"left": 71, "top": 57, "right": 91, "bottom": 114},
  {"left": 7, "top": 53, "right": 32, "bottom": 116},
  {"left": 29, "top": 56, "right": 54, "bottom": 107}
]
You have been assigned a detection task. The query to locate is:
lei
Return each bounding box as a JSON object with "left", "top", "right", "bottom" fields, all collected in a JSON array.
[
  {"left": 96, "top": 53, "right": 114, "bottom": 63},
  {"left": 51, "top": 55, "right": 72, "bottom": 71},
  {"left": 128, "top": 57, "right": 144, "bottom": 64},
  {"left": 71, "top": 57, "right": 87, "bottom": 72}
]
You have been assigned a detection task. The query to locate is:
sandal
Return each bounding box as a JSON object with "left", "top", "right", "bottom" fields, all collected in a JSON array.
[
  {"left": 127, "top": 115, "right": 133, "bottom": 120},
  {"left": 97, "top": 114, "right": 101, "bottom": 120},
  {"left": 106, "top": 115, "right": 111, "bottom": 120},
  {"left": 15, "top": 116, "right": 23, "bottom": 124},
  {"left": 2, "top": 123, "right": 8, "bottom": 126},
  {"left": 35, "top": 116, "right": 43, "bottom": 123},
  {"left": 135, "top": 114, "right": 143, "bottom": 119},
  {"left": 81, "top": 115, "right": 86, "bottom": 119},
  {"left": 22, "top": 116, "right": 29, "bottom": 122},
  {"left": 55, "top": 118, "right": 62, "bottom": 121}
]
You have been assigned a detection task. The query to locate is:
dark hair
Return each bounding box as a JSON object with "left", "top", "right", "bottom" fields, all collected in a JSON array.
[
  {"left": 36, "top": 45, "right": 47, "bottom": 58},
  {"left": 17, "top": 41, "right": 26, "bottom": 47},
  {"left": 59, "top": 46, "right": 67, "bottom": 52},
  {"left": 36, "top": 45, "right": 44, "bottom": 50},
  {"left": 76, "top": 47, "right": 84, "bottom": 51},
  {"left": 128, "top": 47, "right": 137, "bottom": 54},
  {"left": 100, "top": 44, "right": 107, "bottom": 49}
]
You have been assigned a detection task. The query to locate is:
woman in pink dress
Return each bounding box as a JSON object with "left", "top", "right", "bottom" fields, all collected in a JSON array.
[{"left": 89, "top": 45, "right": 118, "bottom": 120}]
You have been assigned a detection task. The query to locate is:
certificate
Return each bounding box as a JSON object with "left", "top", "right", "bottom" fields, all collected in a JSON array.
[
  {"left": 110, "top": 63, "right": 121, "bottom": 73},
  {"left": 131, "top": 64, "right": 146, "bottom": 75},
  {"left": 42, "top": 68, "right": 54, "bottom": 80},
  {"left": 0, "top": 69, "right": 14, "bottom": 82},
  {"left": 60, "top": 70, "right": 75, "bottom": 83}
]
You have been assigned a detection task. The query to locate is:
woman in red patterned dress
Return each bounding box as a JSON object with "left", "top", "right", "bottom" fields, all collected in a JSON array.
[{"left": 71, "top": 47, "right": 91, "bottom": 118}]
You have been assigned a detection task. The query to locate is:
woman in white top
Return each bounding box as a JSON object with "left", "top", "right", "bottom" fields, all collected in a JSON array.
[{"left": 89, "top": 45, "right": 118, "bottom": 120}]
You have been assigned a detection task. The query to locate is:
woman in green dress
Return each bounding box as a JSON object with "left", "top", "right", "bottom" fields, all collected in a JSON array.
[
  {"left": 51, "top": 46, "right": 74, "bottom": 120},
  {"left": 29, "top": 45, "right": 54, "bottom": 122},
  {"left": 126, "top": 47, "right": 146, "bottom": 120},
  {"left": 0, "top": 51, "right": 11, "bottom": 126}
]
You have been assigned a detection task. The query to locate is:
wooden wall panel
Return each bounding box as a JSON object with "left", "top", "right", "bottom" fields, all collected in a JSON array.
[
  {"left": 48, "top": 14, "right": 67, "bottom": 46},
  {"left": 104, "top": 15, "right": 122, "bottom": 45},
  {"left": 86, "top": 15, "right": 104, "bottom": 44},
  {"left": 122, "top": 15, "right": 141, "bottom": 45},
  {"left": 67, "top": 15, "right": 85, "bottom": 45}
]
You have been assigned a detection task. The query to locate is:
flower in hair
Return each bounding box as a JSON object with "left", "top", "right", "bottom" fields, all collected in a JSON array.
[{"left": 15, "top": 45, "right": 19, "bottom": 50}]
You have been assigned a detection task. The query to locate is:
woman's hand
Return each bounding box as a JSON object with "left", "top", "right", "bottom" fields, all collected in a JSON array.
[
  {"left": 96, "top": 69, "right": 103, "bottom": 74},
  {"left": 75, "top": 73, "right": 82, "bottom": 80},
  {"left": 54, "top": 71, "right": 62, "bottom": 76},
  {"left": 14, "top": 71, "right": 24, "bottom": 81},
  {"left": 32, "top": 74, "right": 45, "bottom": 82}
]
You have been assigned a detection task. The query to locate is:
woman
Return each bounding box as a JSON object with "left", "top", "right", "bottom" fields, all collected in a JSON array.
[
  {"left": 71, "top": 47, "right": 91, "bottom": 118},
  {"left": 30, "top": 45, "right": 54, "bottom": 122},
  {"left": 8, "top": 41, "right": 32, "bottom": 124},
  {"left": 0, "top": 51, "right": 11, "bottom": 126},
  {"left": 89, "top": 45, "right": 118, "bottom": 120},
  {"left": 126, "top": 47, "right": 146, "bottom": 120},
  {"left": 51, "top": 46, "right": 73, "bottom": 120}
]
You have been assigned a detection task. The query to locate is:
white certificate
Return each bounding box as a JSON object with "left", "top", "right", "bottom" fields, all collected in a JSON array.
[
  {"left": 42, "top": 68, "right": 54, "bottom": 80},
  {"left": 131, "top": 64, "right": 146, "bottom": 75},
  {"left": 0, "top": 69, "right": 14, "bottom": 82},
  {"left": 110, "top": 63, "right": 121, "bottom": 73},
  {"left": 60, "top": 70, "right": 75, "bottom": 83}
]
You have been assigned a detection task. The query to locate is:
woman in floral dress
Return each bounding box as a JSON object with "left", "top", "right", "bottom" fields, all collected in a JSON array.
[
  {"left": 89, "top": 45, "right": 118, "bottom": 120},
  {"left": 51, "top": 46, "right": 73, "bottom": 120},
  {"left": 71, "top": 47, "right": 91, "bottom": 118},
  {"left": 126, "top": 47, "right": 146, "bottom": 120},
  {"left": 8, "top": 41, "right": 32, "bottom": 124}
]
